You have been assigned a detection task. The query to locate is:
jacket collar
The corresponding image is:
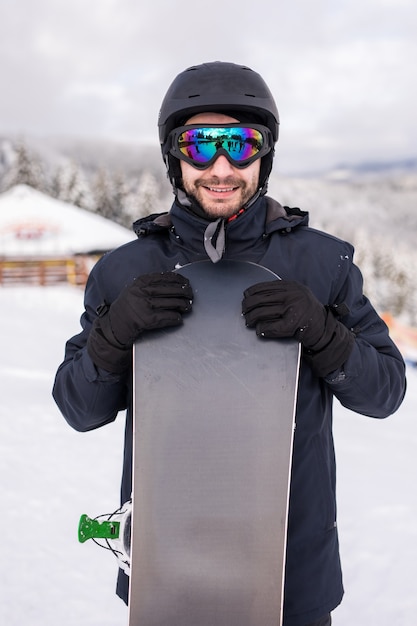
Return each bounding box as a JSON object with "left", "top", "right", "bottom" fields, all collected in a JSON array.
[{"left": 134, "top": 196, "right": 309, "bottom": 262}]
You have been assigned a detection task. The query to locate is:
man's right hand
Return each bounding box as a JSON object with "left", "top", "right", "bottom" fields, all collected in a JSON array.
[{"left": 87, "top": 272, "right": 193, "bottom": 373}]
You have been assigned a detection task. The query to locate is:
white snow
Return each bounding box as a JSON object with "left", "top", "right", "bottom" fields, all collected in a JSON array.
[{"left": 0, "top": 283, "right": 415, "bottom": 625}]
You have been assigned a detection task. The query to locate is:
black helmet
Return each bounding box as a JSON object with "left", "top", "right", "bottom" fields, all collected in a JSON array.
[
  {"left": 158, "top": 61, "right": 279, "bottom": 194},
  {"left": 159, "top": 61, "right": 279, "bottom": 147}
]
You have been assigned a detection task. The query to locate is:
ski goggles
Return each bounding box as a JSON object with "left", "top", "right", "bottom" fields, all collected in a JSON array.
[{"left": 167, "top": 124, "right": 273, "bottom": 169}]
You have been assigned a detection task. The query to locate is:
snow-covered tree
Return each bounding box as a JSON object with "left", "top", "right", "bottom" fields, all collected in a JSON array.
[
  {"left": 349, "top": 228, "right": 417, "bottom": 324},
  {"left": 91, "top": 167, "right": 116, "bottom": 221},
  {"left": 50, "top": 159, "right": 93, "bottom": 210},
  {"left": 110, "top": 171, "right": 129, "bottom": 225},
  {"left": 89, "top": 167, "right": 132, "bottom": 226},
  {"left": 0, "top": 140, "right": 45, "bottom": 192},
  {"left": 135, "top": 170, "right": 163, "bottom": 217}
]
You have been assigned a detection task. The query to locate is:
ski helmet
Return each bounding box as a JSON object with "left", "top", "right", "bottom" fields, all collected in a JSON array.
[{"left": 158, "top": 61, "right": 279, "bottom": 194}]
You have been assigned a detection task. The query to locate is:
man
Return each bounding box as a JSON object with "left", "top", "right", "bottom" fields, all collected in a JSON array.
[{"left": 53, "top": 61, "right": 406, "bottom": 626}]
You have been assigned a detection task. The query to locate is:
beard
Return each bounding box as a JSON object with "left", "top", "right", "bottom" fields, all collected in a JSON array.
[{"left": 182, "top": 175, "right": 259, "bottom": 219}]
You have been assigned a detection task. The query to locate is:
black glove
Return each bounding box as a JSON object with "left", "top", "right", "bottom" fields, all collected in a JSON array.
[
  {"left": 87, "top": 272, "right": 193, "bottom": 373},
  {"left": 242, "top": 280, "right": 355, "bottom": 378}
]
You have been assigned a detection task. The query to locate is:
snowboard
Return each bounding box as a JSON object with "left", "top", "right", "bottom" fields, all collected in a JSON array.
[{"left": 129, "top": 260, "right": 300, "bottom": 626}]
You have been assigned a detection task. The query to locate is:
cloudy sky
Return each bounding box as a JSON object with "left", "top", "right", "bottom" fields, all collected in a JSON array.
[{"left": 1, "top": 0, "right": 416, "bottom": 173}]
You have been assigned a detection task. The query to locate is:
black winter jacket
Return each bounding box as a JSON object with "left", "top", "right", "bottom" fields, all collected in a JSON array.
[{"left": 53, "top": 196, "right": 406, "bottom": 626}]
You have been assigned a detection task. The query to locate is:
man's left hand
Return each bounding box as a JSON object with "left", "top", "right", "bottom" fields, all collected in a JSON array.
[{"left": 242, "top": 280, "right": 355, "bottom": 377}]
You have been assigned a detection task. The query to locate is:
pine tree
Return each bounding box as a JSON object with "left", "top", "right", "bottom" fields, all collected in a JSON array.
[
  {"left": 110, "top": 171, "right": 129, "bottom": 226},
  {"left": 136, "top": 170, "right": 163, "bottom": 218},
  {"left": 50, "top": 160, "right": 93, "bottom": 210},
  {"left": 91, "top": 167, "right": 115, "bottom": 220},
  {"left": 0, "top": 140, "right": 45, "bottom": 192}
]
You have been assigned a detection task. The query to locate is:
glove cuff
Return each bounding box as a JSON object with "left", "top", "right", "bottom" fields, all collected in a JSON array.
[
  {"left": 303, "top": 312, "right": 355, "bottom": 378},
  {"left": 87, "top": 317, "right": 133, "bottom": 374}
]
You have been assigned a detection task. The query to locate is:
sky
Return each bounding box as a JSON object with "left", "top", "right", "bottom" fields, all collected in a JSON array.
[{"left": 0, "top": 0, "right": 416, "bottom": 173}]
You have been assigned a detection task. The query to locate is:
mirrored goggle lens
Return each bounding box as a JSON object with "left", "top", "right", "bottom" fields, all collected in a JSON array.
[{"left": 171, "top": 125, "right": 269, "bottom": 166}]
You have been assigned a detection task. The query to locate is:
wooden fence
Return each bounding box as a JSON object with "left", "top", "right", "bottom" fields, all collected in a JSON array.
[{"left": 0, "top": 255, "right": 94, "bottom": 287}]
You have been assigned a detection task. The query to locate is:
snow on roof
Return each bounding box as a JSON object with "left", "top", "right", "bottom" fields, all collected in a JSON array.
[{"left": 0, "top": 185, "right": 136, "bottom": 257}]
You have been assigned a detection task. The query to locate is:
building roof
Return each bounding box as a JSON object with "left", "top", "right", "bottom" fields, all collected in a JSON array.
[{"left": 0, "top": 185, "right": 136, "bottom": 257}]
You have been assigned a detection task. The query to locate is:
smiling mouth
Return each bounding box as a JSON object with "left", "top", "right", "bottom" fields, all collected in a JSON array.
[{"left": 205, "top": 186, "right": 237, "bottom": 193}]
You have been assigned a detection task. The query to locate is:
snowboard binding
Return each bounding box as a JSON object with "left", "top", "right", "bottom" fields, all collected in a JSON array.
[{"left": 78, "top": 498, "right": 132, "bottom": 575}]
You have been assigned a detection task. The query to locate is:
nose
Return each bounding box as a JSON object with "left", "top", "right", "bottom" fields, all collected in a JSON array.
[{"left": 208, "top": 154, "right": 235, "bottom": 176}]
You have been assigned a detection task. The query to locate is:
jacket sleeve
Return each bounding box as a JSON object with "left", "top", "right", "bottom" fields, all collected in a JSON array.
[
  {"left": 325, "top": 260, "right": 406, "bottom": 418},
  {"left": 52, "top": 260, "right": 130, "bottom": 432}
]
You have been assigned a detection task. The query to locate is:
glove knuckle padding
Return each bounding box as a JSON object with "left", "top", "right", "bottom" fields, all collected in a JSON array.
[
  {"left": 111, "top": 272, "right": 192, "bottom": 338},
  {"left": 242, "top": 279, "right": 317, "bottom": 329},
  {"left": 141, "top": 277, "right": 193, "bottom": 301}
]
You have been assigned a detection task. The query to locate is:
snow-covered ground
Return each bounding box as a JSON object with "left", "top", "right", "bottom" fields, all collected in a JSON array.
[{"left": 0, "top": 285, "right": 415, "bottom": 625}]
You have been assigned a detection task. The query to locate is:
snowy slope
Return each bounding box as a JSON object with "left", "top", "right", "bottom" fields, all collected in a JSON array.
[{"left": 0, "top": 284, "right": 415, "bottom": 626}]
